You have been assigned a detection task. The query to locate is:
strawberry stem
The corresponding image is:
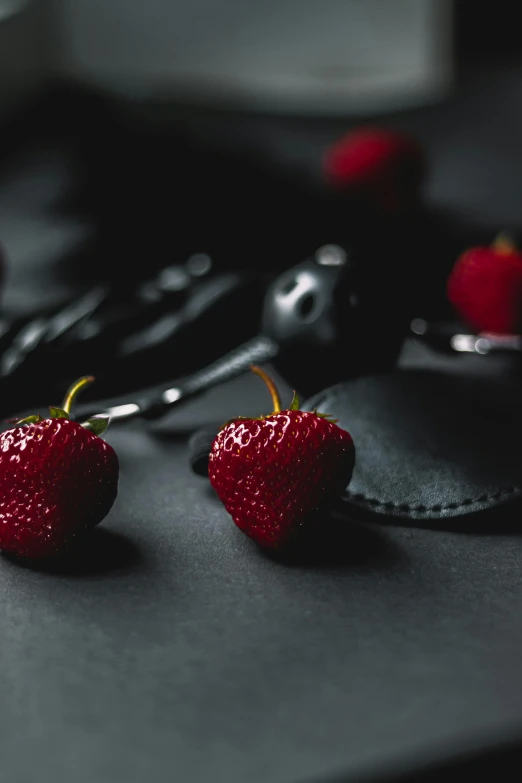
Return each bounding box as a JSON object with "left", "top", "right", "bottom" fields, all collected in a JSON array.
[
  {"left": 62, "top": 375, "right": 95, "bottom": 416},
  {"left": 250, "top": 365, "right": 281, "bottom": 413}
]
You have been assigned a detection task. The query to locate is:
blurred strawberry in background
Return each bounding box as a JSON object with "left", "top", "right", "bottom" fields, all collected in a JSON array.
[
  {"left": 447, "top": 234, "right": 522, "bottom": 335},
  {"left": 322, "top": 127, "right": 426, "bottom": 215}
]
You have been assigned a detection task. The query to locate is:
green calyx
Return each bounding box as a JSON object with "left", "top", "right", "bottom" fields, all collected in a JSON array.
[
  {"left": 309, "top": 407, "right": 339, "bottom": 424},
  {"left": 14, "top": 375, "right": 110, "bottom": 437},
  {"left": 81, "top": 416, "right": 110, "bottom": 435},
  {"left": 49, "top": 406, "right": 69, "bottom": 419},
  {"left": 289, "top": 390, "right": 300, "bottom": 411},
  {"left": 14, "top": 413, "right": 43, "bottom": 425}
]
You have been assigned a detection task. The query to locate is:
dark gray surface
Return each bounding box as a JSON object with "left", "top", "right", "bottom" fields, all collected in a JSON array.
[
  {"left": 2, "top": 65, "right": 522, "bottom": 783},
  {"left": 2, "top": 370, "right": 522, "bottom": 783}
]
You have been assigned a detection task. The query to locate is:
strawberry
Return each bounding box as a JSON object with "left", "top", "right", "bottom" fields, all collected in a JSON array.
[
  {"left": 209, "top": 366, "right": 355, "bottom": 549},
  {"left": 447, "top": 234, "right": 522, "bottom": 334},
  {"left": 322, "top": 127, "right": 425, "bottom": 214},
  {"left": 0, "top": 376, "right": 119, "bottom": 559}
]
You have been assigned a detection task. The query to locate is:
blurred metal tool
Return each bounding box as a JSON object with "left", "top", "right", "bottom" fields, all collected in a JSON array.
[
  {"left": 0, "top": 253, "right": 265, "bottom": 415},
  {"left": 72, "top": 245, "right": 350, "bottom": 421},
  {"left": 451, "top": 333, "right": 522, "bottom": 354},
  {"left": 75, "top": 244, "right": 353, "bottom": 422},
  {"left": 0, "top": 286, "right": 110, "bottom": 378},
  {"left": 76, "top": 335, "right": 279, "bottom": 423},
  {"left": 411, "top": 318, "right": 522, "bottom": 355},
  {"left": 75, "top": 242, "right": 411, "bottom": 424},
  {"left": 5, "top": 241, "right": 412, "bottom": 420}
]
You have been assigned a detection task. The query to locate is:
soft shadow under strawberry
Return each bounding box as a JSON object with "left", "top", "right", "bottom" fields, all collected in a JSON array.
[
  {"left": 257, "top": 514, "right": 404, "bottom": 570},
  {"left": 2, "top": 528, "right": 142, "bottom": 577},
  {"left": 205, "top": 483, "right": 403, "bottom": 570}
]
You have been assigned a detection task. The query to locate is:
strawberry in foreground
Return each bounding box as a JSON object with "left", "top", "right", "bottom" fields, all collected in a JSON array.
[
  {"left": 209, "top": 366, "right": 355, "bottom": 549},
  {"left": 322, "top": 127, "right": 425, "bottom": 214},
  {"left": 0, "top": 376, "right": 119, "bottom": 559},
  {"left": 447, "top": 233, "right": 522, "bottom": 335}
]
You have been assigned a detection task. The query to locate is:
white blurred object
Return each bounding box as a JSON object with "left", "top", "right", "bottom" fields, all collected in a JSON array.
[{"left": 54, "top": 0, "right": 453, "bottom": 114}]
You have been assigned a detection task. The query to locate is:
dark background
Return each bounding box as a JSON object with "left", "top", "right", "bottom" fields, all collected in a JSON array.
[{"left": 2, "top": 2, "right": 522, "bottom": 781}]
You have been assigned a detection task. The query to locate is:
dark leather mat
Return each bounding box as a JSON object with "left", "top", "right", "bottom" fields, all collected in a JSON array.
[{"left": 305, "top": 371, "right": 522, "bottom": 524}]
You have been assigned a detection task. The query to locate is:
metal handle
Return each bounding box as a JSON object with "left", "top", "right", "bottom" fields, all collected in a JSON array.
[{"left": 77, "top": 334, "right": 280, "bottom": 423}]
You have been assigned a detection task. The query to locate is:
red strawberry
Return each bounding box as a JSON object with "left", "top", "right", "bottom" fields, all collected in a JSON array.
[
  {"left": 447, "top": 234, "right": 522, "bottom": 334},
  {"left": 209, "top": 366, "right": 355, "bottom": 549},
  {"left": 322, "top": 127, "right": 425, "bottom": 214},
  {"left": 0, "top": 376, "right": 119, "bottom": 559}
]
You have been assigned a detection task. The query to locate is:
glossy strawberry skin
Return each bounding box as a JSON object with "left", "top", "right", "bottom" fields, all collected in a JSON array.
[
  {"left": 322, "top": 127, "right": 424, "bottom": 213},
  {"left": 0, "top": 418, "right": 119, "bottom": 559},
  {"left": 447, "top": 246, "right": 522, "bottom": 334},
  {"left": 209, "top": 410, "right": 355, "bottom": 549}
]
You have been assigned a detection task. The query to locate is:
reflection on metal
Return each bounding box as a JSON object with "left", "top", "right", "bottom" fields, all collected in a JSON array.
[
  {"left": 315, "top": 244, "right": 347, "bottom": 267},
  {"left": 162, "top": 387, "right": 182, "bottom": 404},
  {"left": 186, "top": 253, "right": 212, "bottom": 277},
  {"left": 411, "top": 318, "right": 522, "bottom": 356},
  {"left": 410, "top": 318, "right": 428, "bottom": 336},
  {"left": 104, "top": 403, "right": 142, "bottom": 421},
  {"left": 451, "top": 333, "right": 522, "bottom": 355},
  {"left": 157, "top": 266, "right": 190, "bottom": 292}
]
